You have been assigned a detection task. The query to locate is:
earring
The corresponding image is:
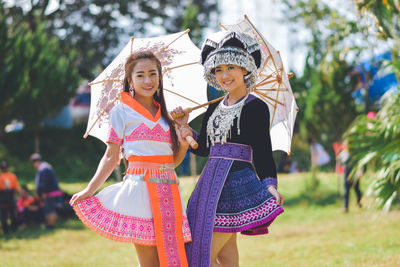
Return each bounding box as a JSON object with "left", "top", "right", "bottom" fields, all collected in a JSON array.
[
  {"left": 129, "top": 87, "right": 135, "bottom": 97},
  {"left": 156, "top": 88, "right": 160, "bottom": 97}
]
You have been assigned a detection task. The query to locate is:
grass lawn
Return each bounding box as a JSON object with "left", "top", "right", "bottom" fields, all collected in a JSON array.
[{"left": 1, "top": 172, "right": 399, "bottom": 267}]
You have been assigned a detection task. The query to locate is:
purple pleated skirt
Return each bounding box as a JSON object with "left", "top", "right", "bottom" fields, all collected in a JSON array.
[{"left": 214, "top": 167, "right": 283, "bottom": 235}]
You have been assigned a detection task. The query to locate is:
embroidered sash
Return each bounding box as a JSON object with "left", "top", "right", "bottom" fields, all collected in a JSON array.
[
  {"left": 128, "top": 156, "right": 188, "bottom": 267},
  {"left": 185, "top": 143, "right": 252, "bottom": 267}
]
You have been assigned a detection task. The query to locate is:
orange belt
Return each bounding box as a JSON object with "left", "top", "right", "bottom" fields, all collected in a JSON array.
[{"left": 128, "top": 155, "right": 174, "bottom": 163}]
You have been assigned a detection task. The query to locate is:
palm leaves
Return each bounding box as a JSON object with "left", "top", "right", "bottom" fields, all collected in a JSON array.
[{"left": 344, "top": 91, "right": 400, "bottom": 210}]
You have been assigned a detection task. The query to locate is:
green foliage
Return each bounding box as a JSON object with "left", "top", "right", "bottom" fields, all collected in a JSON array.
[
  {"left": 181, "top": 0, "right": 202, "bottom": 45},
  {"left": 282, "top": 0, "right": 363, "bottom": 161},
  {"left": 344, "top": 91, "right": 400, "bottom": 210},
  {"left": 2, "top": 124, "right": 105, "bottom": 183},
  {"left": 289, "top": 134, "right": 311, "bottom": 171},
  {"left": 0, "top": 6, "right": 80, "bottom": 133},
  {"left": 355, "top": 0, "right": 400, "bottom": 82},
  {"left": 5, "top": 0, "right": 219, "bottom": 79},
  {"left": 340, "top": 0, "right": 400, "bottom": 211},
  {"left": 356, "top": 0, "right": 400, "bottom": 40},
  {"left": 13, "top": 23, "right": 79, "bottom": 129}
]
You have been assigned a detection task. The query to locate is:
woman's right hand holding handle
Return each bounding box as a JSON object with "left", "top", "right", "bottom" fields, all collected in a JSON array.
[{"left": 171, "top": 107, "right": 198, "bottom": 149}]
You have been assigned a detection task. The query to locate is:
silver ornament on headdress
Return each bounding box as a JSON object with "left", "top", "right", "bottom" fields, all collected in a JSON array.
[{"left": 200, "top": 31, "right": 263, "bottom": 91}]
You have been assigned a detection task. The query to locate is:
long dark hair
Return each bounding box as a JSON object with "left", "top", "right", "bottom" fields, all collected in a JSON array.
[{"left": 123, "top": 51, "right": 179, "bottom": 154}]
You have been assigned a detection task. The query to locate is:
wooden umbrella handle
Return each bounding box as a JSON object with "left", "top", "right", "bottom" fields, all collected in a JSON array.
[
  {"left": 171, "top": 95, "right": 226, "bottom": 120},
  {"left": 173, "top": 117, "right": 198, "bottom": 149},
  {"left": 171, "top": 108, "right": 193, "bottom": 119},
  {"left": 185, "top": 135, "right": 198, "bottom": 149}
]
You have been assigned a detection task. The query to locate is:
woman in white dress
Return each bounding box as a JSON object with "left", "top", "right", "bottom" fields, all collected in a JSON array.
[{"left": 70, "top": 51, "right": 191, "bottom": 267}]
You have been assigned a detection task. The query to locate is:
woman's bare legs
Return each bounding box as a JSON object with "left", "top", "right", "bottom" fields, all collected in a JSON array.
[
  {"left": 217, "top": 233, "right": 239, "bottom": 267},
  {"left": 210, "top": 232, "right": 239, "bottom": 267},
  {"left": 134, "top": 244, "right": 159, "bottom": 267}
]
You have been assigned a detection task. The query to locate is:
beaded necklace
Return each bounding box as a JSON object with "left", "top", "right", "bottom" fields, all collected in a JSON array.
[{"left": 206, "top": 94, "right": 249, "bottom": 146}]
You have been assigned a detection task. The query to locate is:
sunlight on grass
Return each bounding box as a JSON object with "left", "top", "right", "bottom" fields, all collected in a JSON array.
[{"left": 1, "top": 173, "right": 399, "bottom": 266}]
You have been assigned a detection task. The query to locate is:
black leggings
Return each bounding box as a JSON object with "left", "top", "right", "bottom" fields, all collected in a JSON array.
[
  {"left": 343, "top": 177, "right": 362, "bottom": 209},
  {"left": 1, "top": 205, "right": 18, "bottom": 234}
]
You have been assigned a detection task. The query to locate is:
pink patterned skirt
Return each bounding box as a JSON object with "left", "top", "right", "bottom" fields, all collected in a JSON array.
[{"left": 73, "top": 173, "right": 191, "bottom": 245}]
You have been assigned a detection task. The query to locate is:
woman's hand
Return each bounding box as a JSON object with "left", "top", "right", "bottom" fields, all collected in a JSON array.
[
  {"left": 267, "top": 186, "right": 284, "bottom": 206},
  {"left": 178, "top": 124, "right": 193, "bottom": 139},
  {"left": 69, "top": 188, "right": 94, "bottom": 206},
  {"left": 171, "top": 106, "right": 189, "bottom": 125},
  {"left": 175, "top": 125, "right": 190, "bottom": 148}
]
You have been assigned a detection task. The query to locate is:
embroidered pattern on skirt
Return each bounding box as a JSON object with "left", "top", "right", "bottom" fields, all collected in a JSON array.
[
  {"left": 185, "top": 158, "right": 233, "bottom": 267},
  {"left": 214, "top": 167, "right": 284, "bottom": 234},
  {"left": 216, "top": 168, "right": 270, "bottom": 212},
  {"left": 214, "top": 197, "right": 282, "bottom": 233},
  {"left": 73, "top": 196, "right": 191, "bottom": 245}
]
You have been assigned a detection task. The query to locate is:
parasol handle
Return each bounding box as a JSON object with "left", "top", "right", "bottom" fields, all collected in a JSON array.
[
  {"left": 185, "top": 135, "right": 198, "bottom": 149},
  {"left": 171, "top": 95, "right": 225, "bottom": 119},
  {"left": 171, "top": 72, "right": 294, "bottom": 120},
  {"left": 171, "top": 107, "right": 193, "bottom": 119},
  {"left": 173, "top": 120, "right": 199, "bottom": 149},
  {"left": 171, "top": 71, "right": 294, "bottom": 119},
  {"left": 171, "top": 96, "right": 226, "bottom": 149}
]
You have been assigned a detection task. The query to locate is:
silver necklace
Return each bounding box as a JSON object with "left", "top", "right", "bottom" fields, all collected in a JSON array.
[{"left": 206, "top": 94, "right": 249, "bottom": 146}]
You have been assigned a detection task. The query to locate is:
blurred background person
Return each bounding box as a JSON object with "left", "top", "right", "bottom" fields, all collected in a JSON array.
[
  {"left": 30, "top": 153, "right": 63, "bottom": 230},
  {"left": 343, "top": 159, "right": 363, "bottom": 213},
  {"left": 308, "top": 137, "right": 331, "bottom": 188},
  {"left": 0, "top": 161, "right": 20, "bottom": 234},
  {"left": 17, "top": 185, "right": 43, "bottom": 227}
]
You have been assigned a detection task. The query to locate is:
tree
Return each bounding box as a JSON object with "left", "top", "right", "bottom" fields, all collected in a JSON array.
[
  {"left": 344, "top": 91, "right": 400, "bottom": 210},
  {"left": 343, "top": 1, "right": 400, "bottom": 210},
  {"left": 281, "top": 0, "right": 368, "bottom": 151},
  {"left": 355, "top": 0, "right": 400, "bottom": 80},
  {"left": 5, "top": 0, "right": 219, "bottom": 79},
  {"left": 0, "top": 3, "right": 14, "bottom": 138},
  {"left": 0, "top": 5, "right": 80, "bottom": 150}
]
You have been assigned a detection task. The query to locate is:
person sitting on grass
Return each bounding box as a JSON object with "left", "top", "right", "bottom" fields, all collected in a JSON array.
[{"left": 17, "top": 185, "right": 43, "bottom": 227}]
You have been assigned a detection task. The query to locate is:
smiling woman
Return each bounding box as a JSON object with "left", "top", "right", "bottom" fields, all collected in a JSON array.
[
  {"left": 214, "top": 64, "right": 248, "bottom": 105},
  {"left": 173, "top": 31, "right": 284, "bottom": 267},
  {"left": 130, "top": 59, "right": 160, "bottom": 102},
  {"left": 70, "top": 51, "right": 192, "bottom": 266}
]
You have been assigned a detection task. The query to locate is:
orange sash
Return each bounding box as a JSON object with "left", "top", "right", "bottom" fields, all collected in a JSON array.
[{"left": 128, "top": 156, "right": 188, "bottom": 267}]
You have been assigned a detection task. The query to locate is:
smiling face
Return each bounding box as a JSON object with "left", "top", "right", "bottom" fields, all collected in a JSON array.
[
  {"left": 214, "top": 64, "right": 248, "bottom": 93},
  {"left": 130, "top": 58, "right": 160, "bottom": 100}
]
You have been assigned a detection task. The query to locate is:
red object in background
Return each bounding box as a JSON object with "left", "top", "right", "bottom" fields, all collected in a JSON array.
[
  {"left": 367, "top": 111, "right": 376, "bottom": 119},
  {"left": 332, "top": 142, "right": 347, "bottom": 175}
]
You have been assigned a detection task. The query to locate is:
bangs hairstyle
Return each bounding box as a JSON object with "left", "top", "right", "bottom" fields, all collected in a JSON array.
[{"left": 123, "top": 51, "right": 179, "bottom": 154}]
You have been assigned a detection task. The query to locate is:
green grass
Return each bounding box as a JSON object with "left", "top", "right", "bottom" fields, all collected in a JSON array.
[{"left": 1, "top": 173, "right": 400, "bottom": 267}]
